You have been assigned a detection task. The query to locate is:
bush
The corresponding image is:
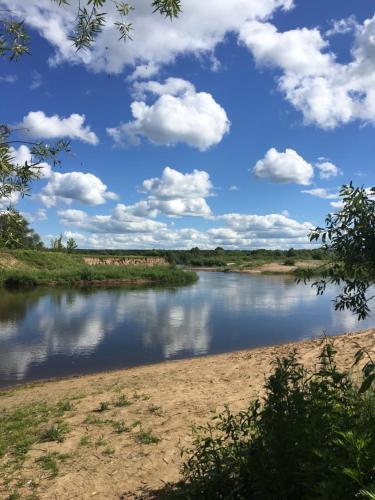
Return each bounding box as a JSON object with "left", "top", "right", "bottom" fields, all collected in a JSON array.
[
  {"left": 180, "top": 339, "right": 375, "bottom": 500},
  {"left": 283, "top": 258, "right": 296, "bottom": 266},
  {"left": 4, "top": 274, "right": 37, "bottom": 288}
]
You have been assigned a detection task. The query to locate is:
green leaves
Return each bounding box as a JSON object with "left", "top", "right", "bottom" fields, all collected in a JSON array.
[
  {"left": 152, "top": 0, "right": 182, "bottom": 19},
  {"left": 181, "top": 341, "right": 375, "bottom": 499},
  {"left": 307, "top": 183, "right": 375, "bottom": 320}
]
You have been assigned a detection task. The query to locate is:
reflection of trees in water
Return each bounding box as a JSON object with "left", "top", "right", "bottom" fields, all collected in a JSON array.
[{"left": 0, "top": 289, "right": 45, "bottom": 324}]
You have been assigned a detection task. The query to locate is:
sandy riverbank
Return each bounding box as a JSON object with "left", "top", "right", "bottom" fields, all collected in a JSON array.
[{"left": 1, "top": 328, "right": 374, "bottom": 499}]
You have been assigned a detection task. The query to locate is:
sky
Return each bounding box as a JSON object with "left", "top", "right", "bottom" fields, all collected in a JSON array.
[{"left": 0, "top": 0, "right": 374, "bottom": 250}]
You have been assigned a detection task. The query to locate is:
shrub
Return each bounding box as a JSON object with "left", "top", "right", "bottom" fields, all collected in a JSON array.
[
  {"left": 4, "top": 274, "right": 37, "bottom": 288},
  {"left": 181, "top": 338, "right": 375, "bottom": 499},
  {"left": 283, "top": 258, "right": 296, "bottom": 266}
]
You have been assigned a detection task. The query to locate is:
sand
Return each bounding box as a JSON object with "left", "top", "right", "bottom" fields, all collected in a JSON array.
[{"left": 1, "top": 328, "right": 374, "bottom": 499}]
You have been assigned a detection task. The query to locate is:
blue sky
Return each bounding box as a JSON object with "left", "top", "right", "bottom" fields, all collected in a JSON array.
[{"left": 0, "top": 0, "right": 374, "bottom": 249}]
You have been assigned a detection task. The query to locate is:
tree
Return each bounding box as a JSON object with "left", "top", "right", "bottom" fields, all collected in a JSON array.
[
  {"left": 0, "top": 208, "right": 43, "bottom": 249},
  {"left": 307, "top": 183, "right": 375, "bottom": 320},
  {"left": 50, "top": 234, "right": 65, "bottom": 251},
  {"left": 66, "top": 237, "right": 78, "bottom": 253}
]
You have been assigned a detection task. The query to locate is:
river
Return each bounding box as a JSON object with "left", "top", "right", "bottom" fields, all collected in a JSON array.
[{"left": 0, "top": 272, "right": 373, "bottom": 387}]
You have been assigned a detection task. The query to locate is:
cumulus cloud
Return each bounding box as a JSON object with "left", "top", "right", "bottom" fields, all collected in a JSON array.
[
  {"left": 107, "top": 78, "right": 230, "bottom": 150},
  {"left": 10, "top": 145, "right": 52, "bottom": 179},
  {"left": 330, "top": 200, "right": 344, "bottom": 210},
  {"left": 18, "top": 111, "right": 99, "bottom": 145},
  {"left": 2, "top": 0, "right": 293, "bottom": 74},
  {"left": 59, "top": 204, "right": 166, "bottom": 234},
  {"left": 125, "top": 167, "right": 213, "bottom": 218},
  {"left": 240, "top": 15, "right": 375, "bottom": 129},
  {"left": 315, "top": 160, "right": 341, "bottom": 179},
  {"left": 253, "top": 148, "right": 314, "bottom": 185},
  {"left": 301, "top": 188, "right": 338, "bottom": 199},
  {"left": 39, "top": 171, "right": 117, "bottom": 207},
  {"left": 57, "top": 208, "right": 313, "bottom": 250}
]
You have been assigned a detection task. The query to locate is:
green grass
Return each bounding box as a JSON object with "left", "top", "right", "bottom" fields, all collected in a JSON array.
[
  {"left": 35, "top": 452, "right": 70, "bottom": 478},
  {"left": 113, "top": 394, "right": 131, "bottom": 407},
  {"left": 0, "top": 400, "right": 72, "bottom": 472},
  {"left": 135, "top": 429, "right": 161, "bottom": 445}
]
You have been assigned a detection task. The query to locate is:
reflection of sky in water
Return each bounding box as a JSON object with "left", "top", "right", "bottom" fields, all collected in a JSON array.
[{"left": 0, "top": 272, "right": 373, "bottom": 387}]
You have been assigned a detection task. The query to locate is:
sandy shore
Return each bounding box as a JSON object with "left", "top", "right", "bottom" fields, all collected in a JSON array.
[{"left": 1, "top": 328, "right": 374, "bottom": 499}]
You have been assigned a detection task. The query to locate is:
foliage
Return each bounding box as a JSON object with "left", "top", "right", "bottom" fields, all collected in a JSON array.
[
  {"left": 178, "top": 338, "right": 375, "bottom": 500},
  {"left": 0, "top": 17, "right": 29, "bottom": 60},
  {"left": 50, "top": 234, "right": 65, "bottom": 251},
  {"left": 0, "top": 250, "right": 198, "bottom": 287},
  {"left": 308, "top": 183, "right": 375, "bottom": 320},
  {"left": 66, "top": 237, "right": 78, "bottom": 253},
  {"left": 0, "top": 208, "right": 43, "bottom": 249},
  {"left": 0, "top": 125, "right": 70, "bottom": 202},
  {"left": 52, "top": 0, "right": 182, "bottom": 50}
]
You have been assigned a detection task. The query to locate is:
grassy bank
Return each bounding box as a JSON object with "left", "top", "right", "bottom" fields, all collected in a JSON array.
[{"left": 0, "top": 250, "right": 198, "bottom": 288}]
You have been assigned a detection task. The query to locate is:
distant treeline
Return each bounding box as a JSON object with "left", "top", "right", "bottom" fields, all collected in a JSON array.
[{"left": 76, "top": 247, "right": 328, "bottom": 267}]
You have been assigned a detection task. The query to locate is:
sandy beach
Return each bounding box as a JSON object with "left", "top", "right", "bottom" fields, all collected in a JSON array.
[{"left": 1, "top": 328, "right": 374, "bottom": 499}]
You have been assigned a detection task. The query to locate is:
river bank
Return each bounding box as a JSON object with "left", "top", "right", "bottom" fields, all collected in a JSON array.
[
  {"left": 1, "top": 328, "right": 373, "bottom": 499},
  {"left": 0, "top": 250, "right": 197, "bottom": 288}
]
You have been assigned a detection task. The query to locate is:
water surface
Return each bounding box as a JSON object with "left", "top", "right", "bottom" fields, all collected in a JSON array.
[{"left": 0, "top": 272, "right": 373, "bottom": 388}]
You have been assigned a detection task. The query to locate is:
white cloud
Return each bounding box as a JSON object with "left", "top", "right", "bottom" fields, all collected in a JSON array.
[
  {"left": 229, "top": 185, "right": 239, "bottom": 191},
  {"left": 22, "top": 208, "right": 48, "bottom": 223},
  {"left": 240, "top": 15, "right": 375, "bottom": 129},
  {"left": 57, "top": 208, "right": 313, "bottom": 250},
  {"left": 0, "top": 74, "right": 18, "bottom": 83},
  {"left": 59, "top": 204, "right": 166, "bottom": 234},
  {"left": 128, "top": 63, "right": 161, "bottom": 81},
  {"left": 107, "top": 78, "right": 230, "bottom": 150},
  {"left": 301, "top": 188, "right": 338, "bottom": 199},
  {"left": 3, "top": 0, "right": 293, "bottom": 74},
  {"left": 330, "top": 200, "right": 344, "bottom": 209},
  {"left": 39, "top": 171, "right": 117, "bottom": 207},
  {"left": 132, "top": 167, "right": 213, "bottom": 217},
  {"left": 10, "top": 145, "right": 52, "bottom": 179},
  {"left": 253, "top": 148, "right": 314, "bottom": 185},
  {"left": 30, "top": 70, "right": 43, "bottom": 90},
  {"left": 18, "top": 111, "right": 99, "bottom": 145},
  {"left": 315, "top": 160, "right": 341, "bottom": 179},
  {"left": 326, "top": 16, "right": 358, "bottom": 37}
]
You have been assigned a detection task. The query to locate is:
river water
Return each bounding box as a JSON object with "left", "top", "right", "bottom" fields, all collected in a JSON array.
[{"left": 0, "top": 272, "right": 373, "bottom": 388}]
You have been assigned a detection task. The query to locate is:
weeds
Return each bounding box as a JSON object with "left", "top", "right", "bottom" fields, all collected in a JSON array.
[
  {"left": 35, "top": 452, "right": 70, "bottom": 478},
  {"left": 96, "top": 401, "right": 110, "bottom": 412},
  {"left": 179, "top": 337, "right": 375, "bottom": 500},
  {"left": 112, "top": 420, "right": 129, "bottom": 434},
  {"left": 39, "top": 423, "right": 69, "bottom": 443},
  {"left": 136, "top": 429, "right": 161, "bottom": 445},
  {"left": 113, "top": 394, "right": 131, "bottom": 407}
]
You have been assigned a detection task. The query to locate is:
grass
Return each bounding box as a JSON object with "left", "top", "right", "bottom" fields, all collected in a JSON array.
[
  {"left": 135, "top": 429, "right": 161, "bottom": 445},
  {"left": 96, "top": 401, "right": 110, "bottom": 412},
  {"left": 0, "top": 250, "right": 198, "bottom": 288},
  {"left": 35, "top": 452, "right": 70, "bottom": 478},
  {"left": 0, "top": 400, "right": 72, "bottom": 473},
  {"left": 113, "top": 394, "right": 131, "bottom": 407}
]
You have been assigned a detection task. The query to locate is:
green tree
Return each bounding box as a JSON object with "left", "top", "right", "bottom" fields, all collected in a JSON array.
[
  {"left": 0, "top": 208, "right": 43, "bottom": 249},
  {"left": 308, "top": 183, "right": 375, "bottom": 320},
  {"left": 50, "top": 234, "right": 65, "bottom": 251},
  {"left": 66, "top": 237, "right": 78, "bottom": 253}
]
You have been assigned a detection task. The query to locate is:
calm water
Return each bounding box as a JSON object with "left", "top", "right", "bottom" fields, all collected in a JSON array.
[{"left": 0, "top": 272, "right": 373, "bottom": 388}]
